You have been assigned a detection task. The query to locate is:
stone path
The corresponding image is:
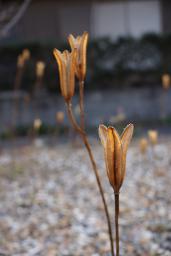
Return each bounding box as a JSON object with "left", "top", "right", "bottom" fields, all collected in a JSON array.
[{"left": 0, "top": 138, "right": 171, "bottom": 255}]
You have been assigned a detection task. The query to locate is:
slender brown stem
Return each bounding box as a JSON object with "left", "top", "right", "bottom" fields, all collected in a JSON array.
[
  {"left": 66, "top": 102, "right": 84, "bottom": 135},
  {"left": 79, "top": 80, "right": 85, "bottom": 129},
  {"left": 82, "top": 136, "right": 115, "bottom": 256},
  {"left": 161, "top": 89, "right": 169, "bottom": 120},
  {"left": 115, "top": 193, "right": 120, "bottom": 256},
  {"left": 13, "top": 67, "right": 23, "bottom": 128},
  {"left": 66, "top": 101, "right": 115, "bottom": 256},
  {"left": 14, "top": 67, "right": 23, "bottom": 91}
]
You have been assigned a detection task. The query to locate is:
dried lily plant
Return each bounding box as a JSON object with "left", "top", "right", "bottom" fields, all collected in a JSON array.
[
  {"left": 13, "top": 49, "right": 30, "bottom": 130},
  {"left": 162, "top": 73, "right": 170, "bottom": 90},
  {"left": 68, "top": 32, "right": 88, "bottom": 128},
  {"left": 32, "top": 118, "right": 42, "bottom": 141},
  {"left": 56, "top": 111, "right": 64, "bottom": 125},
  {"left": 35, "top": 61, "right": 46, "bottom": 90},
  {"left": 99, "top": 124, "right": 134, "bottom": 256},
  {"left": 53, "top": 32, "right": 115, "bottom": 255},
  {"left": 147, "top": 130, "right": 159, "bottom": 167},
  {"left": 161, "top": 73, "right": 170, "bottom": 119},
  {"left": 53, "top": 31, "right": 134, "bottom": 256},
  {"left": 56, "top": 111, "right": 65, "bottom": 136},
  {"left": 148, "top": 130, "right": 158, "bottom": 147},
  {"left": 14, "top": 49, "right": 30, "bottom": 91},
  {"left": 139, "top": 138, "right": 148, "bottom": 155},
  {"left": 33, "top": 118, "right": 42, "bottom": 132}
]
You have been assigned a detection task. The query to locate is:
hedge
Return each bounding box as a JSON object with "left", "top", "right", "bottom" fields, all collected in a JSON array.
[{"left": 1, "top": 33, "right": 171, "bottom": 93}]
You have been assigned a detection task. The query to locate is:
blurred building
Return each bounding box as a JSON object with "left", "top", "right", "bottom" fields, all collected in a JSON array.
[{"left": 0, "top": 0, "right": 170, "bottom": 43}]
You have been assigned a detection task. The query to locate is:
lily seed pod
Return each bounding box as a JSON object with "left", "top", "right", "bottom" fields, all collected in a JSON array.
[
  {"left": 34, "top": 118, "right": 42, "bottom": 131},
  {"left": 139, "top": 138, "right": 148, "bottom": 154},
  {"left": 99, "top": 124, "right": 134, "bottom": 194},
  {"left": 17, "top": 54, "right": 25, "bottom": 68},
  {"left": 162, "top": 74, "right": 170, "bottom": 90},
  {"left": 36, "top": 61, "right": 46, "bottom": 78},
  {"left": 22, "top": 49, "right": 30, "bottom": 61},
  {"left": 68, "top": 31, "right": 88, "bottom": 81},
  {"left": 148, "top": 130, "right": 158, "bottom": 146},
  {"left": 53, "top": 49, "right": 76, "bottom": 102},
  {"left": 56, "top": 111, "right": 64, "bottom": 124}
]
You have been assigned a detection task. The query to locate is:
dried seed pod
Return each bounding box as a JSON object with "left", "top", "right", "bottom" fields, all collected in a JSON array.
[
  {"left": 22, "top": 49, "right": 30, "bottom": 61},
  {"left": 56, "top": 111, "right": 64, "bottom": 124},
  {"left": 17, "top": 54, "right": 25, "bottom": 68},
  {"left": 148, "top": 130, "right": 158, "bottom": 146},
  {"left": 53, "top": 49, "right": 76, "bottom": 103},
  {"left": 33, "top": 118, "right": 42, "bottom": 131},
  {"left": 99, "top": 124, "right": 134, "bottom": 193},
  {"left": 139, "top": 138, "right": 148, "bottom": 154},
  {"left": 68, "top": 31, "right": 88, "bottom": 81},
  {"left": 162, "top": 74, "right": 170, "bottom": 90},
  {"left": 36, "top": 61, "right": 46, "bottom": 78}
]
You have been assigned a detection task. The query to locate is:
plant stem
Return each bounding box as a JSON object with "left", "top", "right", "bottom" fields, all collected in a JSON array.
[
  {"left": 14, "top": 66, "right": 23, "bottom": 91},
  {"left": 66, "top": 102, "right": 115, "bottom": 256},
  {"left": 13, "top": 66, "right": 24, "bottom": 129},
  {"left": 82, "top": 136, "right": 114, "bottom": 256},
  {"left": 115, "top": 193, "right": 120, "bottom": 256},
  {"left": 79, "top": 80, "right": 85, "bottom": 129}
]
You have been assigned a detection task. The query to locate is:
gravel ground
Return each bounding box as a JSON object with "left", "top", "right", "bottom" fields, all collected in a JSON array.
[{"left": 0, "top": 137, "right": 171, "bottom": 256}]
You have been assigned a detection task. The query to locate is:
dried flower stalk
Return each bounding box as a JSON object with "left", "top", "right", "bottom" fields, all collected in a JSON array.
[
  {"left": 68, "top": 32, "right": 88, "bottom": 129},
  {"left": 22, "top": 49, "right": 30, "bottom": 62},
  {"left": 53, "top": 33, "right": 114, "bottom": 256},
  {"left": 15, "top": 49, "right": 30, "bottom": 91},
  {"left": 148, "top": 130, "right": 158, "bottom": 146},
  {"left": 34, "top": 118, "right": 42, "bottom": 132},
  {"left": 53, "top": 49, "right": 76, "bottom": 103},
  {"left": 161, "top": 74, "right": 170, "bottom": 119},
  {"left": 139, "top": 138, "right": 148, "bottom": 154},
  {"left": 162, "top": 73, "right": 170, "bottom": 90},
  {"left": 99, "top": 124, "right": 134, "bottom": 256},
  {"left": 35, "top": 61, "right": 46, "bottom": 90},
  {"left": 56, "top": 111, "right": 64, "bottom": 124},
  {"left": 68, "top": 31, "right": 88, "bottom": 82},
  {"left": 13, "top": 50, "right": 31, "bottom": 128},
  {"left": 66, "top": 102, "right": 114, "bottom": 255},
  {"left": 36, "top": 61, "right": 46, "bottom": 79}
]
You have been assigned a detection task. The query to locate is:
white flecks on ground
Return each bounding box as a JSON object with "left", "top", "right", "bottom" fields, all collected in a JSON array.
[{"left": 0, "top": 138, "right": 171, "bottom": 256}]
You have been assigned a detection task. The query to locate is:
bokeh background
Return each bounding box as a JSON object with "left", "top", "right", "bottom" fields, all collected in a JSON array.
[
  {"left": 1, "top": 0, "right": 171, "bottom": 131},
  {"left": 0, "top": 1, "right": 171, "bottom": 255}
]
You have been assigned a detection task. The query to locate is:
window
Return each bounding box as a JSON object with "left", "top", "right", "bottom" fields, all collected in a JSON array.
[{"left": 91, "top": 0, "right": 161, "bottom": 39}]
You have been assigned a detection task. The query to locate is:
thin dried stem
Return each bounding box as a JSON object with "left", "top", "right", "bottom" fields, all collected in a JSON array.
[
  {"left": 79, "top": 80, "right": 85, "bottom": 129},
  {"left": 66, "top": 101, "right": 115, "bottom": 256},
  {"left": 35, "top": 76, "right": 43, "bottom": 90},
  {"left": 66, "top": 102, "right": 84, "bottom": 135},
  {"left": 13, "top": 67, "right": 23, "bottom": 130},
  {"left": 14, "top": 67, "right": 23, "bottom": 91},
  {"left": 114, "top": 193, "right": 120, "bottom": 256}
]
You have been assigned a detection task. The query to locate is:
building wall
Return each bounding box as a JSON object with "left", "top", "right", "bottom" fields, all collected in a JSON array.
[
  {"left": 11, "top": 1, "right": 61, "bottom": 42},
  {"left": 10, "top": 1, "right": 91, "bottom": 43},
  {"left": 161, "top": 0, "right": 171, "bottom": 34},
  {"left": 91, "top": 0, "right": 162, "bottom": 39},
  {"left": 58, "top": 3, "right": 91, "bottom": 39},
  {"left": 4, "top": 0, "right": 164, "bottom": 44}
]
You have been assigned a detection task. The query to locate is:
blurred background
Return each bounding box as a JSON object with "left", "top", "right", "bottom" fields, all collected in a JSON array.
[
  {"left": 0, "top": 1, "right": 171, "bottom": 255},
  {"left": 0, "top": 0, "right": 171, "bottom": 134}
]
